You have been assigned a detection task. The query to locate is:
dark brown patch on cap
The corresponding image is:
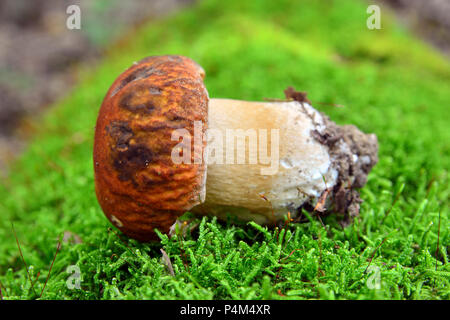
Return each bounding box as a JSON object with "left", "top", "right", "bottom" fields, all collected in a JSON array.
[
  {"left": 106, "top": 121, "right": 133, "bottom": 148},
  {"left": 110, "top": 64, "right": 166, "bottom": 98},
  {"left": 112, "top": 143, "right": 155, "bottom": 183},
  {"left": 119, "top": 90, "right": 157, "bottom": 115}
]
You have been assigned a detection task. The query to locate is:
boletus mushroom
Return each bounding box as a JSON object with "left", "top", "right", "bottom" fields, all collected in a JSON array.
[{"left": 94, "top": 55, "right": 378, "bottom": 242}]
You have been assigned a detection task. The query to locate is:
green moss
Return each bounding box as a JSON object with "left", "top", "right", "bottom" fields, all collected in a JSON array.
[{"left": 0, "top": 0, "right": 448, "bottom": 300}]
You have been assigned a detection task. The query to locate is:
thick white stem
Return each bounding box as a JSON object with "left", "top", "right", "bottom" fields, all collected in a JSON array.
[{"left": 192, "top": 98, "right": 341, "bottom": 224}]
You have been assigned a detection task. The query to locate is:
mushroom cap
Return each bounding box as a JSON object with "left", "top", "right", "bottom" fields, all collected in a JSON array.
[{"left": 94, "top": 55, "right": 209, "bottom": 241}]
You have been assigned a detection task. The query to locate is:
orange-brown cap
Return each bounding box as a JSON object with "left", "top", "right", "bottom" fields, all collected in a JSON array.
[{"left": 93, "top": 55, "right": 209, "bottom": 241}]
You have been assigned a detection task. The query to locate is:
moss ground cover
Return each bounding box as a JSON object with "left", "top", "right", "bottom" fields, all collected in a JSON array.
[{"left": 0, "top": 0, "right": 448, "bottom": 299}]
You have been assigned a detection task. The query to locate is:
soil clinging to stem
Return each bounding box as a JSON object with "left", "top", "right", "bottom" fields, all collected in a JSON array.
[{"left": 286, "top": 87, "right": 379, "bottom": 226}]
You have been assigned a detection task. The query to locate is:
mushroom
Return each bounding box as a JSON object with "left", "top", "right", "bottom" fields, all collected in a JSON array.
[{"left": 94, "top": 55, "right": 378, "bottom": 242}]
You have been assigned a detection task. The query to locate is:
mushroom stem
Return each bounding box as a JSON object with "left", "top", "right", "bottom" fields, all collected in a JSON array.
[{"left": 191, "top": 98, "right": 378, "bottom": 225}]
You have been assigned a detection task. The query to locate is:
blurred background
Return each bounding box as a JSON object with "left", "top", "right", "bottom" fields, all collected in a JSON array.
[
  {"left": 0, "top": 0, "right": 449, "bottom": 174},
  {"left": 0, "top": 0, "right": 193, "bottom": 173}
]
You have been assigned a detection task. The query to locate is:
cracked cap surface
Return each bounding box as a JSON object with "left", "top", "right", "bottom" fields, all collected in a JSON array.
[{"left": 94, "top": 55, "right": 209, "bottom": 241}]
